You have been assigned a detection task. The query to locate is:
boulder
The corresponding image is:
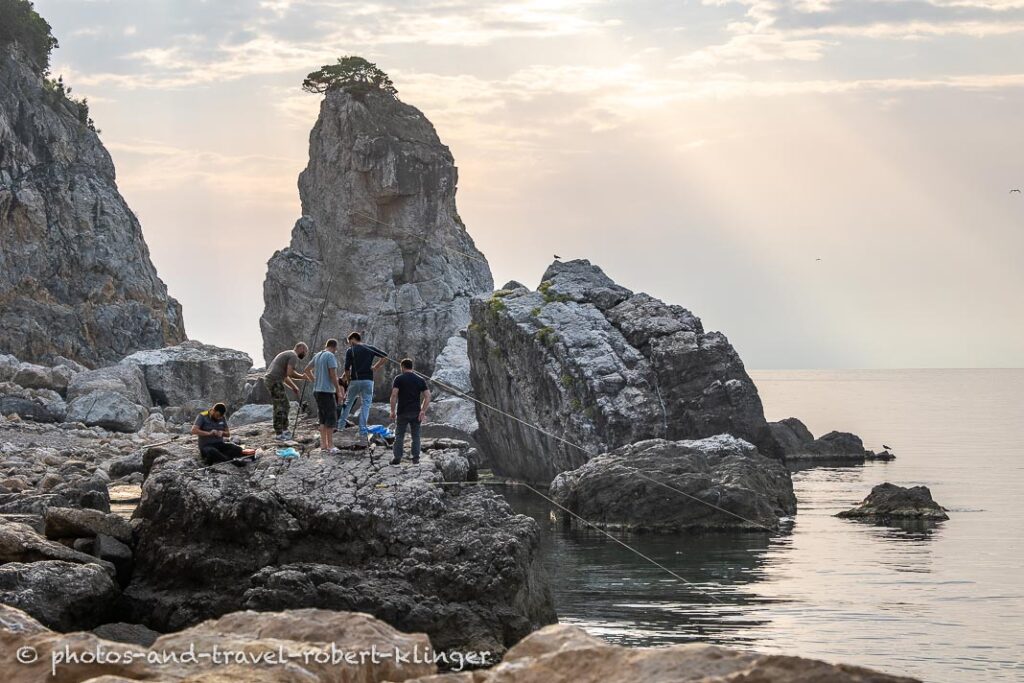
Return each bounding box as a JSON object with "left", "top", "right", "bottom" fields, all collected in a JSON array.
[
  {"left": 404, "top": 623, "right": 920, "bottom": 683},
  {"left": 0, "top": 603, "right": 436, "bottom": 682},
  {"left": 66, "top": 363, "right": 151, "bottom": 407},
  {"left": 44, "top": 506, "right": 133, "bottom": 543},
  {"left": 66, "top": 391, "right": 148, "bottom": 432},
  {"left": 260, "top": 88, "right": 493, "bottom": 401},
  {"left": 550, "top": 435, "right": 796, "bottom": 532},
  {"left": 120, "top": 340, "right": 253, "bottom": 411},
  {"left": 0, "top": 521, "right": 114, "bottom": 573},
  {"left": 0, "top": 382, "right": 66, "bottom": 422},
  {"left": 12, "top": 362, "right": 72, "bottom": 394},
  {"left": 92, "top": 621, "right": 160, "bottom": 647},
  {"left": 0, "top": 354, "right": 18, "bottom": 382},
  {"left": 771, "top": 417, "right": 869, "bottom": 462},
  {"left": 0, "top": 44, "right": 185, "bottom": 368},
  {"left": 0, "top": 560, "right": 119, "bottom": 631},
  {"left": 837, "top": 483, "right": 949, "bottom": 523},
  {"left": 94, "top": 533, "right": 133, "bottom": 585},
  {"left": 126, "top": 428, "right": 555, "bottom": 658},
  {"left": 468, "top": 259, "right": 780, "bottom": 483},
  {"left": 228, "top": 402, "right": 298, "bottom": 428}
]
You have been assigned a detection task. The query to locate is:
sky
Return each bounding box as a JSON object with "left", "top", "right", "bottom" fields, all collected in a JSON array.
[{"left": 33, "top": 0, "right": 1024, "bottom": 368}]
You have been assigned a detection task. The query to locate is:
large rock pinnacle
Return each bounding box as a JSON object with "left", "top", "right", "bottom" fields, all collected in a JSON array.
[{"left": 260, "top": 88, "right": 493, "bottom": 396}]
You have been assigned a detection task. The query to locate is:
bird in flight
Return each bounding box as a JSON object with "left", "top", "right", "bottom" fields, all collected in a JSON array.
[
  {"left": 1012, "top": 189, "right": 1021, "bottom": 194},
  {"left": 816, "top": 258, "right": 822, "bottom": 261}
]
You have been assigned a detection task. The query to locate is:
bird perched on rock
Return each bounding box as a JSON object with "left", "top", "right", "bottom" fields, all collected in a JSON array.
[
  {"left": 554, "top": 254, "right": 562, "bottom": 260},
  {"left": 883, "top": 444, "right": 892, "bottom": 450}
]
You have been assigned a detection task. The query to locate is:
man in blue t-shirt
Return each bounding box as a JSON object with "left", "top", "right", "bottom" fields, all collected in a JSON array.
[
  {"left": 338, "top": 332, "right": 388, "bottom": 434},
  {"left": 310, "top": 338, "right": 344, "bottom": 453},
  {"left": 389, "top": 358, "right": 431, "bottom": 465}
]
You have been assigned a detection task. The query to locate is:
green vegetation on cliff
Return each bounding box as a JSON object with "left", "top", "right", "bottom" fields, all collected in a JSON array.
[
  {"left": 302, "top": 56, "right": 398, "bottom": 97},
  {"left": 0, "top": 0, "right": 57, "bottom": 73}
]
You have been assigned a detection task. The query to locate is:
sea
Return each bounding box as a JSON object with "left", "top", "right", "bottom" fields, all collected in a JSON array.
[{"left": 503, "top": 369, "right": 1024, "bottom": 682}]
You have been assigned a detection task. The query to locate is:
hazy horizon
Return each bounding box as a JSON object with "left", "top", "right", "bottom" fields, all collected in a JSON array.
[{"left": 33, "top": 0, "right": 1024, "bottom": 369}]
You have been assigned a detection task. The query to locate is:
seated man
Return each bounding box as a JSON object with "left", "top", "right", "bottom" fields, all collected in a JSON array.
[{"left": 191, "top": 403, "right": 254, "bottom": 465}]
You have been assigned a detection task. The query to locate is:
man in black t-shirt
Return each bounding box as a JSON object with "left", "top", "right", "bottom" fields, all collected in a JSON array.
[
  {"left": 389, "top": 358, "right": 431, "bottom": 465},
  {"left": 338, "top": 332, "right": 388, "bottom": 433},
  {"left": 192, "top": 403, "right": 255, "bottom": 465}
]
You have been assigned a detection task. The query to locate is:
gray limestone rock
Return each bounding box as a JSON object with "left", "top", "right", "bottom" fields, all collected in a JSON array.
[
  {"left": 0, "top": 45, "right": 185, "bottom": 368},
  {"left": 260, "top": 89, "right": 493, "bottom": 399},
  {"left": 67, "top": 363, "right": 151, "bottom": 407},
  {"left": 468, "top": 259, "right": 780, "bottom": 483},
  {"left": 770, "top": 417, "right": 869, "bottom": 462},
  {"left": 121, "top": 340, "right": 253, "bottom": 411},
  {"left": 66, "top": 391, "right": 148, "bottom": 433}
]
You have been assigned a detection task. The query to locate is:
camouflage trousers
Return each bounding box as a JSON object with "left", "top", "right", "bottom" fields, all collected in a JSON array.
[{"left": 265, "top": 378, "right": 289, "bottom": 434}]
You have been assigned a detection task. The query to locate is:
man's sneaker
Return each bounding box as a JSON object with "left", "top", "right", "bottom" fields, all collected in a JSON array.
[
  {"left": 411, "top": 458, "right": 420, "bottom": 465},
  {"left": 389, "top": 457, "right": 401, "bottom": 466},
  {"left": 276, "top": 431, "right": 292, "bottom": 442},
  {"left": 324, "top": 447, "right": 341, "bottom": 455}
]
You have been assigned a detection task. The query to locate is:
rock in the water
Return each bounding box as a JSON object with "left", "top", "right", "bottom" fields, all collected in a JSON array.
[
  {"left": 44, "top": 506, "right": 132, "bottom": 543},
  {"left": 837, "top": 483, "right": 949, "bottom": 523},
  {"left": 404, "top": 623, "right": 920, "bottom": 683},
  {"left": 550, "top": 435, "right": 796, "bottom": 532},
  {"left": 126, "top": 428, "right": 554, "bottom": 657},
  {"left": 0, "top": 44, "right": 185, "bottom": 368},
  {"left": 468, "top": 259, "right": 779, "bottom": 483},
  {"left": 66, "top": 391, "right": 148, "bottom": 432},
  {"left": 0, "top": 383, "right": 66, "bottom": 422},
  {"left": 260, "top": 88, "right": 493, "bottom": 399},
  {"left": 0, "top": 560, "right": 118, "bottom": 631},
  {"left": 66, "top": 363, "right": 152, "bottom": 407},
  {"left": 121, "top": 340, "right": 253, "bottom": 411},
  {"left": 771, "top": 417, "right": 870, "bottom": 462}
]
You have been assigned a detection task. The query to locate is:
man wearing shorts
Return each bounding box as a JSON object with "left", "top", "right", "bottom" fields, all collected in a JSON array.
[{"left": 311, "top": 338, "right": 343, "bottom": 454}]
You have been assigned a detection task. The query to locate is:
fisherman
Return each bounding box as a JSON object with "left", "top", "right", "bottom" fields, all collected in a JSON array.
[
  {"left": 192, "top": 403, "right": 255, "bottom": 465},
  {"left": 264, "top": 342, "right": 311, "bottom": 441},
  {"left": 389, "top": 358, "right": 431, "bottom": 465},
  {"left": 337, "top": 332, "right": 387, "bottom": 434},
  {"left": 310, "top": 338, "right": 344, "bottom": 454}
]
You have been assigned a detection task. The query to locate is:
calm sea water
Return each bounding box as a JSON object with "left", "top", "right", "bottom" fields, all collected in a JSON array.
[{"left": 503, "top": 369, "right": 1024, "bottom": 682}]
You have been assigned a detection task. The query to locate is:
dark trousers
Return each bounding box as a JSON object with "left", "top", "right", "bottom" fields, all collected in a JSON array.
[
  {"left": 393, "top": 415, "right": 421, "bottom": 463},
  {"left": 200, "top": 441, "right": 243, "bottom": 465}
]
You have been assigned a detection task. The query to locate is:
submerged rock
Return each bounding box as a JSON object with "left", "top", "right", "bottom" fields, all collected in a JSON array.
[
  {"left": 121, "top": 340, "right": 253, "bottom": 411},
  {"left": 405, "top": 623, "right": 921, "bottom": 683},
  {"left": 468, "top": 259, "right": 779, "bottom": 483},
  {"left": 126, "top": 427, "right": 555, "bottom": 657},
  {"left": 837, "top": 483, "right": 949, "bottom": 523},
  {"left": 260, "top": 88, "right": 493, "bottom": 399},
  {"left": 0, "top": 44, "right": 185, "bottom": 368},
  {"left": 550, "top": 435, "right": 796, "bottom": 532}
]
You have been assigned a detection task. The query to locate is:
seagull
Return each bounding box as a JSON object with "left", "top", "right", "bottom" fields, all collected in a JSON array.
[
  {"left": 1012, "top": 189, "right": 1022, "bottom": 194},
  {"left": 554, "top": 254, "right": 562, "bottom": 260},
  {"left": 816, "top": 258, "right": 822, "bottom": 261},
  {"left": 883, "top": 444, "right": 892, "bottom": 450}
]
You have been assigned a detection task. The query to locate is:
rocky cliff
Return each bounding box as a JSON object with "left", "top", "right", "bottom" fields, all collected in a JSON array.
[
  {"left": 260, "top": 88, "right": 492, "bottom": 397},
  {"left": 0, "top": 45, "right": 185, "bottom": 368},
  {"left": 468, "top": 260, "right": 780, "bottom": 484}
]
